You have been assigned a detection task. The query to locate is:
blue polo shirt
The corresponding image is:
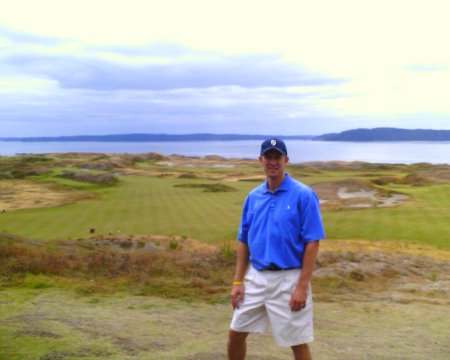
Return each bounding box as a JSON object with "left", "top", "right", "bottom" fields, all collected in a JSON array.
[{"left": 237, "top": 174, "right": 325, "bottom": 270}]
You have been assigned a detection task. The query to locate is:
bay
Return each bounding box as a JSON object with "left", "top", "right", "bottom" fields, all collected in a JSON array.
[{"left": 0, "top": 140, "right": 449, "bottom": 164}]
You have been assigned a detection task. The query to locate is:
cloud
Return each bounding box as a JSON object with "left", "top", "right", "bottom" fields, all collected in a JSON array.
[
  {"left": 0, "top": 27, "right": 344, "bottom": 91},
  {"left": 0, "top": 81, "right": 345, "bottom": 136},
  {"left": 0, "top": 27, "right": 348, "bottom": 137},
  {"left": 0, "top": 27, "right": 62, "bottom": 45},
  {"left": 1, "top": 49, "right": 343, "bottom": 91},
  {"left": 404, "top": 64, "right": 448, "bottom": 73},
  {"left": 0, "top": 25, "right": 346, "bottom": 136},
  {"left": 1, "top": 22, "right": 449, "bottom": 138},
  {"left": 94, "top": 43, "right": 202, "bottom": 57}
]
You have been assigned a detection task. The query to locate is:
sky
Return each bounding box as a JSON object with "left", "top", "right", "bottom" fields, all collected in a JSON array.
[{"left": 0, "top": 0, "right": 449, "bottom": 137}]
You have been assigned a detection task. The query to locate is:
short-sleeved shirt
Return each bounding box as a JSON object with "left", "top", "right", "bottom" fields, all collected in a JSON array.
[{"left": 237, "top": 174, "right": 325, "bottom": 270}]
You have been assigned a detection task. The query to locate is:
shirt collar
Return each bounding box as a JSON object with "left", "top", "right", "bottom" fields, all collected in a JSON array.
[{"left": 263, "top": 173, "right": 291, "bottom": 193}]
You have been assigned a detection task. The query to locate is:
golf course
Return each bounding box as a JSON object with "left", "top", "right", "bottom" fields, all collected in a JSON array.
[{"left": 1, "top": 152, "right": 449, "bottom": 359}]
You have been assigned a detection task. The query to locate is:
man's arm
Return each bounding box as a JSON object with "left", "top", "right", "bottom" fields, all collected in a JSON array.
[
  {"left": 230, "top": 241, "right": 250, "bottom": 309},
  {"left": 289, "top": 240, "right": 320, "bottom": 311}
]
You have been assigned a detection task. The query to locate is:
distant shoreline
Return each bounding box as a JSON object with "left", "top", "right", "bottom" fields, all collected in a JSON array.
[
  {"left": 1, "top": 139, "right": 449, "bottom": 164},
  {"left": 0, "top": 134, "right": 314, "bottom": 142},
  {"left": 1, "top": 127, "right": 449, "bottom": 142}
]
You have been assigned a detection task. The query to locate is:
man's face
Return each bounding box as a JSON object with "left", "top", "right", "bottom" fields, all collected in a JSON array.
[{"left": 259, "top": 149, "right": 289, "bottom": 179}]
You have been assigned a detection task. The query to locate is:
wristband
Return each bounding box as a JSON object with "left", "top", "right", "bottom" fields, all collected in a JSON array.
[{"left": 232, "top": 281, "right": 243, "bottom": 285}]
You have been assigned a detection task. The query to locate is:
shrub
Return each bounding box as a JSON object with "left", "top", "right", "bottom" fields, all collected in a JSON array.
[
  {"left": 143, "top": 152, "right": 168, "bottom": 161},
  {"left": 58, "top": 171, "right": 119, "bottom": 185},
  {"left": 20, "top": 156, "right": 51, "bottom": 163},
  {"left": 177, "top": 173, "right": 198, "bottom": 179}
]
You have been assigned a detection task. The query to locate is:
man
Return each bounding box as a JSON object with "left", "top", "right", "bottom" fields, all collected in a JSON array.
[{"left": 227, "top": 138, "right": 325, "bottom": 360}]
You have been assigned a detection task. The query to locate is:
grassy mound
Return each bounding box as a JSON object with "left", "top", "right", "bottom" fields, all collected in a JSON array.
[
  {"left": 58, "top": 171, "right": 119, "bottom": 185},
  {"left": 0, "top": 155, "right": 53, "bottom": 179},
  {"left": 0, "top": 233, "right": 234, "bottom": 302}
]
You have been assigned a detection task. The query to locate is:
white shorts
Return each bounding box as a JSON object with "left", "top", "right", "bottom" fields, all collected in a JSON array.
[{"left": 230, "top": 265, "right": 314, "bottom": 347}]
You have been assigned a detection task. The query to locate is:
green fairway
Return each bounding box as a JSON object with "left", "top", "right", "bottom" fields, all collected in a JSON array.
[
  {"left": 0, "top": 175, "right": 253, "bottom": 243},
  {"left": 0, "top": 155, "right": 449, "bottom": 249}
]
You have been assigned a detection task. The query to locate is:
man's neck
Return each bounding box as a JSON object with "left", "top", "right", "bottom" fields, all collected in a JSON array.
[{"left": 267, "top": 174, "right": 286, "bottom": 192}]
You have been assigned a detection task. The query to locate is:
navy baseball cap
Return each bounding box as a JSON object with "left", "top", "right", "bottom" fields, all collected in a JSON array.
[{"left": 260, "top": 138, "right": 288, "bottom": 156}]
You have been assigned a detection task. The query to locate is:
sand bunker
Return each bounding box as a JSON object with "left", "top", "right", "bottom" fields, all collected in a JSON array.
[
  {"left": 312, "top": 179, "right": 409, "bottom": 210},
  {"left": 337, "top": 186, "right": 409, "bottom": 208}
]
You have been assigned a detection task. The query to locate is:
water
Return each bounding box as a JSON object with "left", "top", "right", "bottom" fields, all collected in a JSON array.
[{"left": 1, "top": 140, "right": 449, "bottom": 164}]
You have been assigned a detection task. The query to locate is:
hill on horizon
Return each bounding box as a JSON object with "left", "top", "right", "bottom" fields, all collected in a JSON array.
[
  {"left": 316, "top": 127, "right": 450, "bottom": 141},
  {"left": 0, "top": 128, "right": 449, "bottom": 142}
]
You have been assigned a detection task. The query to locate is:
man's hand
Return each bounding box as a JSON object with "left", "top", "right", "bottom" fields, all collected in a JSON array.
[
  {"left": 230, "top": 284, "right": 244, "bottom": 310},
  {"left": 289, "top": 286, "right": 308, "bottom": 312},
  {"left": 289, "top": 240, "right": 319, "bottom": 312}
]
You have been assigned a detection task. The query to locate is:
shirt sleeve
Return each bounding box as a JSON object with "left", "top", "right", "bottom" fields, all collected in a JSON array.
[
  {"left": 237, "top": 195, "right": 251, "bottom": 243},
  {"left": 299, "top": 189, "right": 325, "bottom": 242}
]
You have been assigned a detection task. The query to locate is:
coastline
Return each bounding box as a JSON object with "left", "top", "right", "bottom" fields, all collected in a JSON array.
[{"left": 1, "top": 140, "right": 449, "bottom": 164}]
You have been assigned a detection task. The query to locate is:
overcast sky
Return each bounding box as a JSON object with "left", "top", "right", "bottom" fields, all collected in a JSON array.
[{"left": 1, "top": 0, "right": 449, "bottom": 137}]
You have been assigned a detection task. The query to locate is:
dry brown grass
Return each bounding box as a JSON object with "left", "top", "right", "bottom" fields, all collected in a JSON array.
[
  {"left": 0, "top": 234, "right": 233, "bottom": 302},
  {"left": 2, "top": 233, "right": 449, "bottom": 305},
  {"left": 0, "top": 180, "right": 95, "bottom": 211}
]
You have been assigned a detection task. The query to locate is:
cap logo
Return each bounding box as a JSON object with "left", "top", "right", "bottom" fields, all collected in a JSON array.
[{"left": 271, "top": 139, "right": 276, "bottom": 146}]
